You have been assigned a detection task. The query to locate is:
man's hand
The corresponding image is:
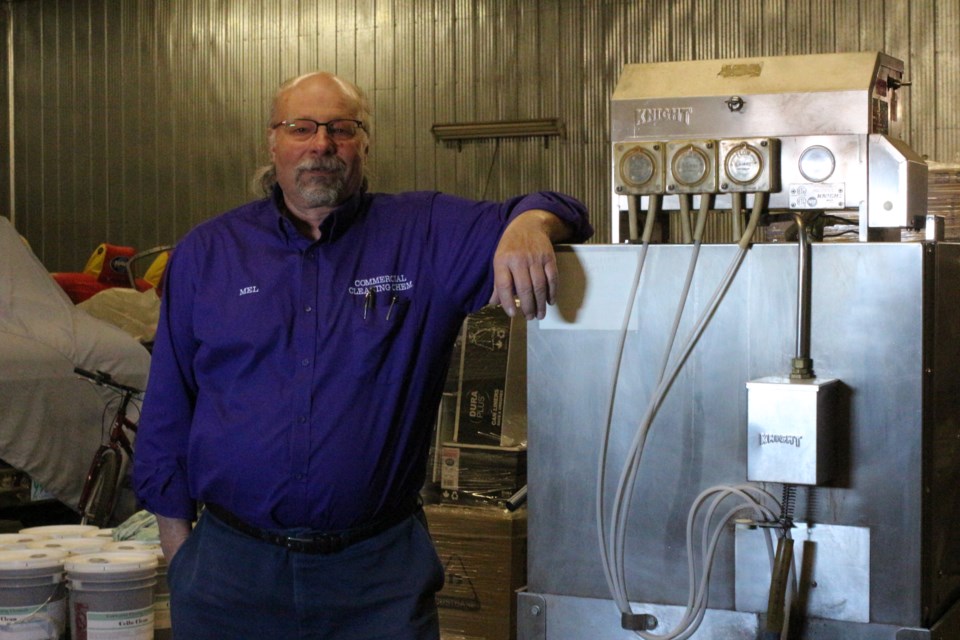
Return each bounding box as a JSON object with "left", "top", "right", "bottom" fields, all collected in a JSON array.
[
  {"left": 489, "top": 209, "right": 573, "bottom": 320},
  {"left": 157, "top": 514, "right": 192, "bottom": 564}
]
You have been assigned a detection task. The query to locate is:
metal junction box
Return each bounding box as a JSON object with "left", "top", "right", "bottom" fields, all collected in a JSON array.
[{"left": 746, "top": 376, "right": 839, "bottom": 485}]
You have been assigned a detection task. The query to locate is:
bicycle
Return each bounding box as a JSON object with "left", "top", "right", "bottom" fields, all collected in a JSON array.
[{"left": 74, "top": 367, "right": 143, "bottom": 527}]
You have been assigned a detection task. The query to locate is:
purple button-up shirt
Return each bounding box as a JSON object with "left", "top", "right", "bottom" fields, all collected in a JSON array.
[{"left": 133, "top": 188, "right": 591, "bottom": 530}]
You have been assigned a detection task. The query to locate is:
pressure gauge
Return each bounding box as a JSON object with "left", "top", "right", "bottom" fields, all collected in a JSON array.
[
  {"left": 620, "top": 147, "right": 656, "bottom": 187},
  {"left": 719, "top": 138, "right": 780, "bottom": 193},
  {"left": 613, "top": 142, "right": 665, "bottom": 195},
  {"left": 665, "top": 140, "right": 718, "bottom": 193},
  {"left": 798, "top": 145, "right": 836, "bottom": 182},
  {"left": 672, "top": 145, "right": 709, "bottom": 186},
  {"left": 725, "top": 143, "right": 763, "bottom": 184}
]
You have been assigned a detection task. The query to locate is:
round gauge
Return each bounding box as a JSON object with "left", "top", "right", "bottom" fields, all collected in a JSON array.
[
  {"left": 798, "top": 145, "right": 836, "bottom": 182},
  {"left": 619, "top": 147, "right": 656, "bottom": 188},
  {"left": 672, "top": 145, "right": 709, "bottom": 186},
  {"left": 724, "top": 143, "right": 763, "bottom": 185}
]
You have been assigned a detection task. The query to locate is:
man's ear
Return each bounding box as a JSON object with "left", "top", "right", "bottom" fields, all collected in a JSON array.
[{"left": 268, "top": 131, "right": 278, "bottom": 163}]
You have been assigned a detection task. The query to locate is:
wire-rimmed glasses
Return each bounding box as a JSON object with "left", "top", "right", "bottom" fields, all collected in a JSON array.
[{"left": 272, "top": 118, "right": 366, "bottom": 142}]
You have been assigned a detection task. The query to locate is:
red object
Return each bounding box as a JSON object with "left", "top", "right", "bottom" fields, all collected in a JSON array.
[
  {"left": 52, "top": 244, "right": 144, "bottom": 304},
  {"left": 51, "top": 273, "right": 110, "bottom": 304}
]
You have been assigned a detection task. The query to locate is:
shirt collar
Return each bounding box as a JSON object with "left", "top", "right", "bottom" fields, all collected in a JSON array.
[{"left": 271, "top": 185, "right": 365, "bottom": 245}]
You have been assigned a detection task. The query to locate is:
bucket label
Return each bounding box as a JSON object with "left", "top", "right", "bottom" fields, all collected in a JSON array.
[
  {"left": 0, "top": 599, "right": 67, "bottom": 639},
  {"left": 78, "top": 607, "right": 153, "bottom": 639},
  {"left": 153, "top": 594, "right": 171, "bottom": 630}
]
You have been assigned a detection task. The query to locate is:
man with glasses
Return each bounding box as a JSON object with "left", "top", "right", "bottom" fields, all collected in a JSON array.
[{"left": 134, "top": 71, "right": 591, "bottom": 639}]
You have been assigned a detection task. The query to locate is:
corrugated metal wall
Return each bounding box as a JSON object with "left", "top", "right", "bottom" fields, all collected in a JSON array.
[{"left": 2, "top": 0, "right": 959, "bottom": 272}]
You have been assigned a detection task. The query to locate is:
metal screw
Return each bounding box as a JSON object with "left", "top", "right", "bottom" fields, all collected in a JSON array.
[
  {"left": 761, "top": 140, "right": 768, "bottom": 147},
  {"left": 530, "top": 605, "right": 542, "bottom": 616},
  {"left": 616, "top": 185, "right": 624, "bottom": 193}
]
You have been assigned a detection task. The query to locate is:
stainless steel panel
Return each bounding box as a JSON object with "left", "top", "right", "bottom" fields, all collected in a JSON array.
[
  {"left": 611, "top": 92, "right": 870, "bottom": 141},
  {"left": 736, "top": 523, "right": 871, "bottom": 623},
  {"left": 867, "top": 135, "right": 931, "bottom": 228},
  {"left": 528, "top": 243, "right": 960, "bottom": 633}
]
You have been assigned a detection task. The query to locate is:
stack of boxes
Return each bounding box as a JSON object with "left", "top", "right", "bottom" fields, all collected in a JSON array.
[{"left": 423, "top": 305, "right": 529, "bottom": 640}]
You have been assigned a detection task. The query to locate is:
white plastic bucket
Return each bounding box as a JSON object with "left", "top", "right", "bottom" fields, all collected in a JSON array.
[
  {"left": 0, "top": 548, "right": 69, "bottom": 640},
  {"left": 65, "top": 552, "right": 158, "bottom": 640},
  {"left": 19, "top": 526, "right": 99, "bottom": 540},
  {"left": 0, "top": 534, "right": 48, "bottom": 551},
  {"left": 25, "top": 539, "right": 109, "bottom": 556},
  {"left": 102, "top": 543, "right": 168, "bottom": 640}
]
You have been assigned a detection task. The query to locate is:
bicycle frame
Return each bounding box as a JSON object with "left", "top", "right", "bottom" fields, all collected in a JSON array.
[{"left": 74, "top": 367, "right": 142, "bottom": 526}]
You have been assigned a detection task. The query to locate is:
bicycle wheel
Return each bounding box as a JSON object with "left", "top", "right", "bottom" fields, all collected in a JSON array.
[{"left": 82, "top": 448, "right": 122, "bottom": 527}]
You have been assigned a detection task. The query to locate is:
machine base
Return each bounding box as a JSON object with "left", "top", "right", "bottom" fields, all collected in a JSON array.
[{"left": 516, "top": 591, "right": 942, "bottom": 640}]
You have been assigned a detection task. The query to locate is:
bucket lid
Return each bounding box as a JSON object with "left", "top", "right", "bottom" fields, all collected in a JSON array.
[
  {"left": 65, "top": 551, "right": 159, "bottom": 573},
  {"left": 103, "top": 541, "right": 165, "bottom": 564},
  {"left": 19, "top": 524, "right": 100, "bottom": 539},
  {"left": 0, "top": 533, "right": 47, "bottom": 545},
  {"left": 102, "top": 541, "right": 163, "bottom": 553},
  {"left": 0, "top": 548, "right": 70, "bottom": 570},
  {"left": 25, "top": 538, "right": 109, "bottom": 554}
]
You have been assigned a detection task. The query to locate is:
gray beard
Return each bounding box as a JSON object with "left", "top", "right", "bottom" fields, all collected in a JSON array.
[
  {"left": 294, "top": 158, "right": 350, "bottom": 207},
  {"left": 296, "top": 173, "right": 346, "bottom": 207}
]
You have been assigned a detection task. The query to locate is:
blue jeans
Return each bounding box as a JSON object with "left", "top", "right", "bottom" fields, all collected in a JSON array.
[{"left": 167, "top": 509, "right": 444, "bottom": 639}]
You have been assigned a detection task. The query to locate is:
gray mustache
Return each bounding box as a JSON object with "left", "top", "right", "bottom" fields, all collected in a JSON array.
[{"left": 297, "top": 157, "right": 346, "bottom": 173}]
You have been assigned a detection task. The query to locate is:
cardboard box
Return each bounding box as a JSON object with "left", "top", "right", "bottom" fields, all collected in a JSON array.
[
  {"left": 425, "top": 504, "right": 527, "bottom": 640},
  {"left": 452, "top": 306, "right": 526, "bottom": 447},
  {"left": 439, "top": 444, "right": 526, "bottom": 508}
]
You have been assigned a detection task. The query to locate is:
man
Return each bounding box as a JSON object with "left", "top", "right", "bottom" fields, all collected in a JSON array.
[{"left": 133, "top": 71, "right": 592, "bottom": 639}]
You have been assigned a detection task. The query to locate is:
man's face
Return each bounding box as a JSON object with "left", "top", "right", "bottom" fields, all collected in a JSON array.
[{"left": 269, "top": 76, "right": 368, "bottom": 215}]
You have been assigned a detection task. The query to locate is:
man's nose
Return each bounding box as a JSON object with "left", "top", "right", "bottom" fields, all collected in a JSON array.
[{"left": 303, "top": 126, "right": 335, "bottom": 154}]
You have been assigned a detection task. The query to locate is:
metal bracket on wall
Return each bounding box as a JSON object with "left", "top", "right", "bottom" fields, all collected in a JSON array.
[
  {"left": 431, "top": 119, "right": 563, "bottom": 151},
  {"left": 517, "top": 592, "right": 547, "bottom": 640}
]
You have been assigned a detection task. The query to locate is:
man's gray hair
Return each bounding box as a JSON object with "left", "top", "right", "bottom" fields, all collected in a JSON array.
[{"left": 252, "top": 72, "right": 373, "bottom": 197}]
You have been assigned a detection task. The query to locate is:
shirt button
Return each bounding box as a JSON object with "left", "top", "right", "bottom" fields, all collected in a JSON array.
[
  {"left": 305, "top": 306, "right": 313, "bottom": 313},
  {"left": 301, "top": 358, "right": 310, "bottom": 366},
  {"left": 294, "top": 473, "right": 305, "bottom": 481},
  {"left": 298, "top": 416, "right": 307, "bottom": 424}
]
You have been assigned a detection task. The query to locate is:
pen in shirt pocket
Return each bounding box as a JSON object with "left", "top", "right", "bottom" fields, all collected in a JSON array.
[
  {"left": 362, "top": 289, "right": 400, "bottom": 321},
  {"left": 363, "top": 289, "right": 373, "bottom": 320}
]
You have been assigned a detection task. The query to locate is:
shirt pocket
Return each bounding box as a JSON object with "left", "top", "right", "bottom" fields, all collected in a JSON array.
[{"left": 346, "top": 293, "right": 413, "bottom": 383}]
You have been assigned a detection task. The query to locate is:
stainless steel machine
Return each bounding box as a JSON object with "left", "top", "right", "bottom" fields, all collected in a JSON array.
[{"left": 520, "top": 53, "right": 960, "bottom": 639}]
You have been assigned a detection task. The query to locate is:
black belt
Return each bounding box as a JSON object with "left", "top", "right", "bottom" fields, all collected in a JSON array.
[{"left": 205, "top": 495, "right": 422, "bottom": 555}]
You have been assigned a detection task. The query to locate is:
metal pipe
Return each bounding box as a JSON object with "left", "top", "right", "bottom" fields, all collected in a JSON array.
[{"left": 791, "top": 213, "right": 814, "bottom": 379}]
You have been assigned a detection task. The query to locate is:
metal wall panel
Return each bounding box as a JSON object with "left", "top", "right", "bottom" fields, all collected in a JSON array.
[
  {"left": 1, "top": 3, "right": 11, "bottom": 227},
  {"left": 2, "top": 0, "right": 960, "bottom": 271}
]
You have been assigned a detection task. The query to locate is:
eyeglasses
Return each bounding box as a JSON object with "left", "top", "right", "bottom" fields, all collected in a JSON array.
[{"left": 272, "top": 118, "right": 366, "bottom": 142}]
